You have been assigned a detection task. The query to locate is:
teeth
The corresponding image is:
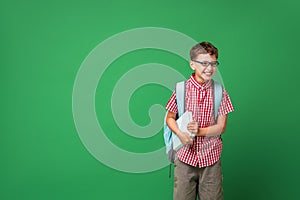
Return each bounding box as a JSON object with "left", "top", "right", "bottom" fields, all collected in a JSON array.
[{"left": 204, "top": 72, "right": 212, "bottom": 76}]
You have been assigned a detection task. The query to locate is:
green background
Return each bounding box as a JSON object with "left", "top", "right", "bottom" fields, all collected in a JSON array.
[{"left": 1, "top": 0, "right": 300, "bottom": 199}]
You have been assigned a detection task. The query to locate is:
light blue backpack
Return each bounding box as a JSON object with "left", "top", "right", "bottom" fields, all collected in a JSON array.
[{"left": 163, "top": 80, "right": 223, "bottom": 164}]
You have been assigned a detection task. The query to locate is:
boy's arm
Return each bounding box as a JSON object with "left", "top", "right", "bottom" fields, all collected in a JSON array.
[
  {"left": 195, "top": 115, "right": 228, "bottom": 137},
  {"left": 166, "top": 111, "right": 193, "bottom": 145}
]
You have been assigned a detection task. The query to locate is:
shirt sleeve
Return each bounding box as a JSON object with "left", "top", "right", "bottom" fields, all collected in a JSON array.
[
  {"left": 218, "top": 88, "right": 234, "bottom": 116},
  {"left": 165, "top": 91, "right": 178, "bottom": 113}
]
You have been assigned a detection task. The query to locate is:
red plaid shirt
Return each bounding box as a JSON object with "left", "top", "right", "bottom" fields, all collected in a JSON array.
[{"left": 165, "top": 74, "right": 234, "bottom": 168}]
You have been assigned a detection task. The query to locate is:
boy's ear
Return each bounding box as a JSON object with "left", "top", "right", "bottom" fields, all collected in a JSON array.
[{"left": 190, "top": 60, "right": 196, "bottom": 70}]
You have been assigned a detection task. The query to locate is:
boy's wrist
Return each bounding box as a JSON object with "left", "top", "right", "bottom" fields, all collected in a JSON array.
[
  {"left": 176, "top": 130, "right": 184, "bottom": 137},
  {"left": 196, "top": 127, "right": 207, "bottom": 136}
]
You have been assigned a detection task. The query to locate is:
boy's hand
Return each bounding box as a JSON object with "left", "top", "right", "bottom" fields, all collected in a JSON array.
[
  {"left": 177, "top": 131, "right": 193, "bottom": 145},
  {"left": 187, "top": 121, "right": 199, "bottom": 134}
]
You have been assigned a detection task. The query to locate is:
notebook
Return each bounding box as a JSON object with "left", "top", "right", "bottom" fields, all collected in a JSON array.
[{"left": 172, "top": 111, "right": 195, "bottom": 151}]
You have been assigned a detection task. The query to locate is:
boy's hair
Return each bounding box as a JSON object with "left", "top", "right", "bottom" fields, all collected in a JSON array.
[{"left": 190, "top": 41, "right": 218, "bottom": 60}]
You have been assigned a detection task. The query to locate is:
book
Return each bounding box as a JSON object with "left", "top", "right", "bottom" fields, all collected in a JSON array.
[{"left": 172, "top": 111, "right": 195, "bottom": 151}]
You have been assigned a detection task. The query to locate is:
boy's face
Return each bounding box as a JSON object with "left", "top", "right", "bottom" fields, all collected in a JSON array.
[{"left": 190, "top": 53, "right": 217, "bottom": 83}]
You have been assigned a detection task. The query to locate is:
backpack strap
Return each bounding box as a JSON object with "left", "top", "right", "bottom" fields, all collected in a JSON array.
[
  {"left": 175, "top": 81, "right": 186, "bottom": 116},
  {"left": 164, "top": 81, "right": 186, "bottom": 156},
  {"left": 213, "top": 81, "right": 223, "bottom": 123}
]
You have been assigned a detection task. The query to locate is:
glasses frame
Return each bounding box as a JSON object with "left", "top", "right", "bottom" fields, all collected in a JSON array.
[{"left": 192, "top": 60, "right": 220, "bottom": 68}]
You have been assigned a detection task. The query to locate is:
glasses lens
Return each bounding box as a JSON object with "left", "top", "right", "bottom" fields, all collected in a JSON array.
[
  {"left": 202, "top": 61, "right": 209, "bottom": 67},
  {"left": 211, "top": 62, "right": 217, "bottom": 67}
]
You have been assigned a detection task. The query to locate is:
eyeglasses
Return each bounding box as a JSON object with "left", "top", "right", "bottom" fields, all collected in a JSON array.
[{"left": 192, "top": 60, "right": 220, "bottom": 68}]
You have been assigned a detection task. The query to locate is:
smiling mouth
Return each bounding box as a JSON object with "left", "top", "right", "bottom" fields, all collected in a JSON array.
[{"left": 203, "top": 71, "right": 213, "bottom": 76}]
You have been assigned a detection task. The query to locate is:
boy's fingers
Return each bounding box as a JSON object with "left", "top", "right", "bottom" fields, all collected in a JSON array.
[{"left": 183, "top": 133, "right": 193, "bottom": 144}]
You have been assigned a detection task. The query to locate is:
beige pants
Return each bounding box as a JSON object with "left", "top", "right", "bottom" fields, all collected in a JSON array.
[{"left": 173, "top": 159, "right": 223, "bottom": 200}]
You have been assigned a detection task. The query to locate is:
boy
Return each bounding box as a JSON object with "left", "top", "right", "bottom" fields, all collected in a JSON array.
[{"left": 165, "top": 42, "right": 234, "bottom": 200}]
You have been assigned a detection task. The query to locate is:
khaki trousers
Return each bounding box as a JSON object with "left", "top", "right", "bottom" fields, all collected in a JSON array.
[{"left": 173, "top": 159, "right": 223, "bottom": 200}]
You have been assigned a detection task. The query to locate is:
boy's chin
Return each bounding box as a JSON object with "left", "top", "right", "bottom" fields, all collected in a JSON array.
[{"left": 195, "top": 73, "right": 214, "bottom": 83}]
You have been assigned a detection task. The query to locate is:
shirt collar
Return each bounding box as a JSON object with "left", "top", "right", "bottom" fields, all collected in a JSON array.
[{"left": 190, "top": 73, "right": 213, "bottom": 90}]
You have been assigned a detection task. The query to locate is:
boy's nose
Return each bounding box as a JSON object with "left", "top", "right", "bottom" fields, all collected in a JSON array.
[{"left": 206, "top": 64, "right": 213, "bottom": 70}]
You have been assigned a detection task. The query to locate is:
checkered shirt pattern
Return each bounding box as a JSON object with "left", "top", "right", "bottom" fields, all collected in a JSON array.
[{"left": 165, "top": 74, "right": 234, "bottom": 168}]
